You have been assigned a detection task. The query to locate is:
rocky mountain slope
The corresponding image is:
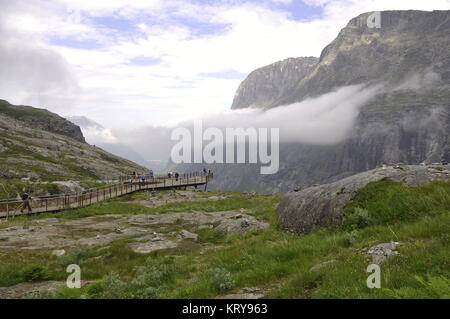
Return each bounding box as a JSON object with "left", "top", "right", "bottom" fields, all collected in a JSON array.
[
  {"left": 196, "top": 10, "right": 450, "bottom": 193},
  {"left": 232, "top": 10, "right": 450, "bottom": 110},
  {"left": 231, "top": 57, "right": 318, "bottom": 110},
  {"left": 0, "top": 100, "right": 85, "bottom": 143},
  {"left": 0, "top": 99, "right": 147, "bottom": 183}
]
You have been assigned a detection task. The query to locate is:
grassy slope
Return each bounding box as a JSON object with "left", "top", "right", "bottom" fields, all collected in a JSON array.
[
  {"left": 0, "top": 99, "right": 84, "bottom": 143},
  {"left": 0, "top": 181, "right": 448, "bottom": 299},
  {"left": 0, "top": 100, "right": 148, "bottom": 188}
]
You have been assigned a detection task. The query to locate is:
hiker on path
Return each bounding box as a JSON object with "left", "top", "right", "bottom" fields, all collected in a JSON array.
[
  {"left": 20, "top": 192, "right": 32, "bottom": 214},
  {"left": 141, "top": 173, "right": 146, "bottom": 183},
  {"left": 175, "top": 172, "right": 179, "bottom": 181}
]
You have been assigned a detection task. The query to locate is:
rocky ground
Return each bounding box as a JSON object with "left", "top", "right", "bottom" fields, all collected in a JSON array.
[{"left": 0, "top": 189, "right": 269, "bottom": 298}]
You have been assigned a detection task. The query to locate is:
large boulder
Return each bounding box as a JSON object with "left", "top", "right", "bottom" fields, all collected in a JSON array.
[{"left": 277, "top": 164, "right": 449, "bottom": 235}]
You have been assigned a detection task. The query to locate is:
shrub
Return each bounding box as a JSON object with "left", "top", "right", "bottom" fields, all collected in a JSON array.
[
  {"left": 86, "top": 274, "right": 129, "bottom": 299},
  {"left": 19, "top": 264, "right": 52, "bottom": 282},
  {"left": 41, "top": 183, "right": 60, "bottom": 195},
  {"left": 344, "top": 230, "right": 360, "bottom": 246},
  {"left": 131, "top": 257, "right": 181, "bottom": 298},
  {"left": 56, "top": 247, "right": 98, "bottom": 266},
  {"left": 343, "top": 207, "right": 374, "bottom": 230},
  {"left": 207, "top": 268, "right": 235, "bottom": 293}
]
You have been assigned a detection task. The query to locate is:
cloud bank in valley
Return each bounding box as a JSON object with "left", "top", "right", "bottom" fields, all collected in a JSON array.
[
  {"left": 73, "top": 67, "right": 440, "bottom": 167},
  {"left": 197, "top": 83, "right": 382, "bottom": 145},
  {"left": 101, "top": 83, "right": 382, "bottom": 166}
]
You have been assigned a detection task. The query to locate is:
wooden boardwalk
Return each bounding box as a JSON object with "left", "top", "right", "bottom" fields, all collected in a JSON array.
[{"left": 0, "top": 172, "right": 213, "bottom": 219}]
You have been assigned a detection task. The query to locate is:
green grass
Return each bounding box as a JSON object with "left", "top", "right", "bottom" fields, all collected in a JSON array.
[
  {"left": 32, "top": 201, "right": 155, "bottom": 220},
  {"left": 1, "top": 181, "right": 449, "bottom": 299},
  {"left": 343, "top": 180, "right": 450, "bottom": 229},
  {"left": 21, "top": 191, "right": 280, "bottom": 221},
  {"left": 196, "top": 228, "right": 226, "bottom": 244},
  {"left": 147, "top": 192, "right": 281, "bottom": 215}
]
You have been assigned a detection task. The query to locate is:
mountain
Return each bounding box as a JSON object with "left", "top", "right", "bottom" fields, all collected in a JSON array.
[
  {"left": 232, "top": 10, "right": 450, "bottom": 110},
  {"left": 180, "top": 10, "right": 450, "bottom": 193},
  {"left": 0, "top": 99, "right": 85, "bottom": 143},
  {"left": 0, "top": 100, "right": 148, "bottom": 182},
  {"left": 231, "top": 57, "right": 318, "bottom": 110}
]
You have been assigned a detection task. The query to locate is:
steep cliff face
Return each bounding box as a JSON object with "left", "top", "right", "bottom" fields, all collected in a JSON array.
[
  {"left": 231, "top": 57, "right": 318, "bottom": 109},
  {"left": 182, "top": 10, "right": 450, "bottom": 194},
  {"left": 232, "top": 10, "right": 450, "bottom": 109}
]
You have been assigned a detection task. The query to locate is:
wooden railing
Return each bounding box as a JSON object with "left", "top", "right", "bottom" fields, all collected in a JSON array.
[{"left": 0, "top": 172, "right": 213, "bottom": 219}]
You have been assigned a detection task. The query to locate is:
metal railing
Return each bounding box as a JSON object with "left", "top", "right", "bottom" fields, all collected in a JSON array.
[{"left": 0, "top": 172, "right": 213, "bottom": 218}]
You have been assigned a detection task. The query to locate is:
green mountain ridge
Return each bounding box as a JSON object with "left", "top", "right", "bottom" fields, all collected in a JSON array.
[{"left": 0, "top": 99, "right": 148, "bottom": 196}]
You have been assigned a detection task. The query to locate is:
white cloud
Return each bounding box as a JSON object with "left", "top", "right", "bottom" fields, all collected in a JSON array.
[
  {"left": 1, "top": 0, "right": 449, "bottom": 131},
  {"left": 108, "top": 82, "right": 382, "bottom": 165}
]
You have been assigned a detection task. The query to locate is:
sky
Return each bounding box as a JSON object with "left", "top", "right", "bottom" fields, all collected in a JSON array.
[{"left": 0, "top": 0, "right": 449, "bottom": 164}]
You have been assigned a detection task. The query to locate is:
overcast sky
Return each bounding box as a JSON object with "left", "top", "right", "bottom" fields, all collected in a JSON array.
[{"left": 1, "top": 0, "right": 448, "bottom": 128}]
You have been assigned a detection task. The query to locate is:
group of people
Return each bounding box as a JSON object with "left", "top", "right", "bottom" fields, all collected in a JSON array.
[
  {"left": 131, "top": 170, "right": 154, "bottom": 183},
  {"left": 127, "top": 168, "right": 212, "bottom": 184},
  {"left": 167, "top": 172, "right": 180, "bottom": 180}
]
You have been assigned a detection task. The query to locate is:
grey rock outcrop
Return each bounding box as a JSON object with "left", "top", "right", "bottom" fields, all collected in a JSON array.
[
  {"left": 363, "top": 242, "right": 403, "bottom": 264},
  {"left": 310, "top": 259, "right": 337, "bottom": 272},
  {"left": 277, "top": 164, "right": 449, "bottom": 235},
  {"left": 231, "top": 57, "right": 318, "bottom": 110}
]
